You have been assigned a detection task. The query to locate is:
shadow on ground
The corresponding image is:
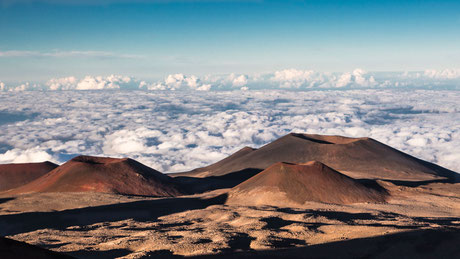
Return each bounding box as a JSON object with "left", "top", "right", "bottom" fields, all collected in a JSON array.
[
  {"left": 142, "top": 228, "right": 460, "bottom": 259},
  {"left": 67, "top": 248, "right": 131, "bottom": 259},
  {"left": 386, "top": 178, "right": 458, "bottom": 187},
  {"left": 0, "top": 236, "right": 73, "bottom": 259},
  {"left": 2, "top": 201, "right": 459, "bottom": 259},
  {"left": 0, "top": 197, "right": 14, "bottom": 205},
  {"left": 175, "top": 168, "right": 263, "bottom": 193},
  {"left": 0, "top": 194, "right": 228, "bottom": 236}
]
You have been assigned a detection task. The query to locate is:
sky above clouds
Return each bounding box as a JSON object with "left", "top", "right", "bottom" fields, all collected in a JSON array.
[
  {"left": 1, "top": 0, "right": 459, "bottom": 83},
  {"left": 0, "top": 1, "right": 459, "bottom": 174}
]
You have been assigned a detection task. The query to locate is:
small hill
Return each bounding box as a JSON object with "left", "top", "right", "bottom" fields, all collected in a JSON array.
[
  {"left": 3, "top": 156, "right": 183, "bottom": 197},
  {"left": 0, "top": 162, "right": 58, "bottom": 191},
  {"left": 178, "top": 133, "right": 458, "bottom": 182},
  {"left": 228, "top": 161, "right": 389, "bottom": 206}
]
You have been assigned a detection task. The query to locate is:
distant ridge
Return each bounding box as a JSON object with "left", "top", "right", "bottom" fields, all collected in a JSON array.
[
  {"left": 177, "top": 133, "right": 459, "bottom": 182},
  {"left": 2, "top": 155, "right": 183, "bottom": 197},
  {"left": 0, "top": 162, "right": 58, "bottom": 192},
  {"left": 228, "top": 161, "right": 389, "bottom": 206}
]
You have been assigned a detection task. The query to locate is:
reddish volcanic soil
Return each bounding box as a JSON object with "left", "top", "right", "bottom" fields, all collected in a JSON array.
[
  {"left": 228, "top": 161, "right": 388, "bottom": 206},
  {"left": 177, "top": 133, "right": 458, "bottom": 182},
  {"left": 0, "top": 134, "right": 458, "bottom": 258},
  {"left": 2, "top": 156, "right": 182, "bottom": 197},
  {"left": 0, "top": 162, "right": 58, "bottom": 192}
]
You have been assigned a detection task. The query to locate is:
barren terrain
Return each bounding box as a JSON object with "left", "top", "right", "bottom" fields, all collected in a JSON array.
[
  {"left": 1, "top": 180, "right": 459, "bottom": 258},
  {"left": 0, "top": 134, "right": 459, "bottom": 258}
]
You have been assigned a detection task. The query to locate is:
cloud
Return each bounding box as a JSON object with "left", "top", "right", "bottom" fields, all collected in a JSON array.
[
  {"left": 0, "top": 89, "right": 459, "bottom": 175},
  {"left": 334, "top": 69, "right": 377, "bottom": 88},
  {"left": 43, "top": 75, "right": 142, "bottom": 90},
  {"left": 138, "top": 69, "right": 383, "bottom": 91},
  {"left": 0, "top": 147, "right": 54, "bottom": 164},
  {"left": 423, "top": 69, "right": 460, "bottom": 79},
  {"left": 407, "top": 136, "right": 428, "bottom": 147},
  {"left": 46, "top": 77, "right": 78, "bottom": 90},
  {"left": 2, "top": 75, "right": 144, "bottom": 91},
  {"left": 228, "top": 73, "right": 248, "bottom": 87},
  {"left": 268, "top": 68, "right": 378, "bottom": 89},
  {"left": 0, "top": 82, "right": 40, "bottom": 92},
  {"left": 76, "top": 75, "right": 138, "bottom": 90},
  {"left": 144, "top": 73, "right": 212, "bottom": 91},
  {"left": 396, "top": 69, "right": 460, "bottom": 88},
  {"left": 271, "top": 69, "right": 316, "bottom": 88},
  {"left": 103, "top": 129, "right": 148, "bottom": 154},
  {"left": 2, "top": 68, "right": 460, "bottom": 92}
]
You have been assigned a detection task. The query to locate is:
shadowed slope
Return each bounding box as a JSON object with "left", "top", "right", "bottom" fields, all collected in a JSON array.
[
  {"left": 0, "top": 236, "right": 73, "bottom": 259},
  {"left": 188, "top": 228, "right": 460, "bottom": 259},
  {"left": 0, "top": 194, "right": 228, "bottom": 237},
  {"left": 0, "top": 162, "right": 58, "bottom": 191},
  {"left": 178, "top": 133, "right": 458, "bottom": 182},
  {"left": 3, "top": 156, "right": 182, "bottom": 197},
  {"left": 172, "top": 146, "right": 257, "bottom": 178},
  {"left": 228, "top": 161, "right": 388, "bottom": 206}
]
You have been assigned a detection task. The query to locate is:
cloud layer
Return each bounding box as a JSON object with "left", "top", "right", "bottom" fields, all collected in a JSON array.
[
  {"left": 0, "top": 89, "right": 459, "bottom": 175},
  {"left": 1, "top": 68, "right": 459, "bottom": 92}
]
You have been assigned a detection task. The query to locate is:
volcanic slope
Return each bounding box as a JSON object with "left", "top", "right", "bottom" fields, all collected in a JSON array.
[
  {"left": 0, "top": 162, "right": 58, "bottom": 192},
  {"left": 178, "top": 133, "right": 459, "bottom": 182},
  {"left": 177, "top": 146, "right": 257, "bottom": 178},
  {"left": 2, "top": 156, "right": 183, "bottom": 197},
  {"left": 228, "top": 161, "right": 389, "bottom": 206}
]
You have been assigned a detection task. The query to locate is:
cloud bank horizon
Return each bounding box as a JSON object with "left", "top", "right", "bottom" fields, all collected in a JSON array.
[{"left": 1, "top": 68, "right": 460, "bottom": 92}]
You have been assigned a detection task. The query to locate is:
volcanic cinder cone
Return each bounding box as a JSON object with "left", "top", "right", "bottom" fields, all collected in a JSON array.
[
  {"left": 0, "top": 162, "right": 58, "bottom": 191},
  {"left": 3, "top": 155, "right": 183, "bottom": 197},
  {"left": 180, "top": 133, "right": 458, "bottom": 182},
  {"left": 228, "top": 161, "right": 389, "bottom": 206}
]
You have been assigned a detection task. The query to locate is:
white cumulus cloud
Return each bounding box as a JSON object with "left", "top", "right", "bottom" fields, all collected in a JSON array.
[
  {"left": 423, "top": 69, "right": 460, "bottom": 79},
  {"left": 271, "top": 69, "right": 315, "bottom": 88},
  {"left": 335, "top": 69, "right": 377, "bottom": 88},
  {"left": 2, "top": 68, "right": 460, "bottom": 92},
  {"left": 44, "top": 75, "right": 141, "bottom": 90},
  {"left": 0, "top": 89, "right": 459, "bottom": 174},
  {"left": 228, "top": 73, "right": 248, "bottom": 87},
  {"left": 46, "top": 76, "right": 78, "bottom": 90},
  {"left": 103, "top": 129, "right": 148, "bottom": 155},
  {"left": 145, "top": 73, "right": 212, "bottom": 91},
  {"left": 76, "top": 75, "right": 137, "bottom": 90},
  {"left": 0, "top": 147, "right": 55, "bottom": 164}
]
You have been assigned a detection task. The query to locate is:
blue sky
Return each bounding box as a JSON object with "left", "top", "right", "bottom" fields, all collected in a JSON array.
[{"left": 0, "top": 0, "right": 459, "bottom": 83}]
